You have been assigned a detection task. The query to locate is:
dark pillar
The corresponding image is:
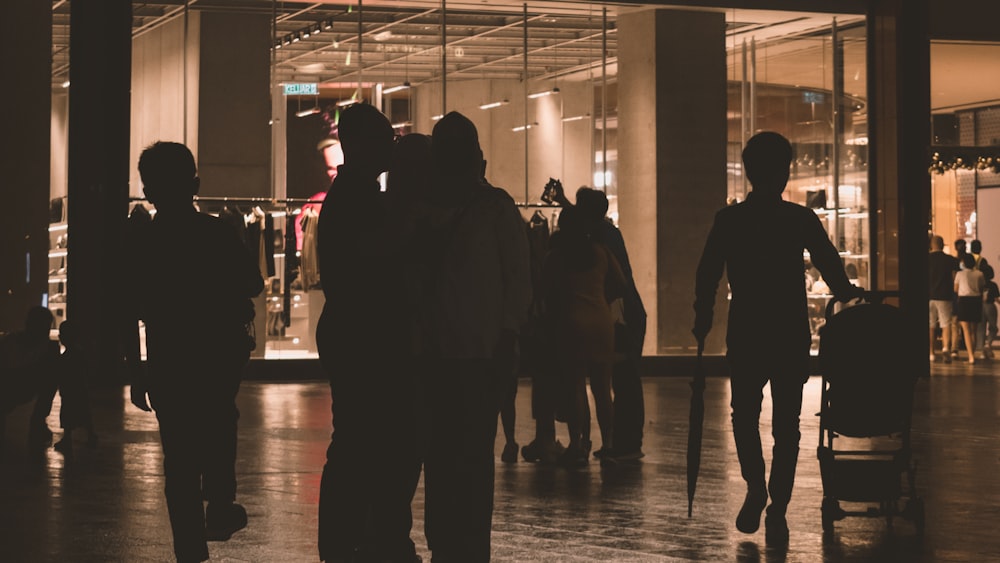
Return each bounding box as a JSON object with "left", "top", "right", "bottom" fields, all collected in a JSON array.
[
  {"left": 67, "top": 1, "right": 132, "bottom": 382},
  {"left": 0, "top": 3, "right": 51, "bottom": 333},
  {"left": 868, "top": 0, "right": 930, "bottom": 372}
]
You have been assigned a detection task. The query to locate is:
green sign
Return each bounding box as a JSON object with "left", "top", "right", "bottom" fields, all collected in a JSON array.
[{"left": 284, "top": 83, "right": 318, "bottom": 96}]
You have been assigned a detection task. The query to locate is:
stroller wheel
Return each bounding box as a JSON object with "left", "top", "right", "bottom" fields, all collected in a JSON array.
[
  {"left": 907, "top": 498, "right": 926, "bottom": 536},
  {"left": 821, "top": 497, "right": 839, "bottom": 533}
]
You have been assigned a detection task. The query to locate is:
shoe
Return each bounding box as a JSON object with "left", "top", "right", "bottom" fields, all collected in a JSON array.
[
  {"left": 501, "top": 441, "right": 519, "bottom": 463},
  {"left": 581, "top": 438, "right": 593, "bottom": 459},
  {"left": 951, "top": 349, "right": 959, "bottom": 358},
  {"left": 557, "top": 445, "right": 589, "bottom": 467},
  {"left": 930, "top": 353, "right": 936, "bottom": 363},
  {"left": 764, "top": 510, "right": 789, "bottom": 546},
  {"left": 593, "top": 447, "right": 614, "bottom": 460},
  {"left": 205, "top": 502, "right": 248, "bottom": 541},
  {"left": 735, "top": 487, "right": 768, "bottom": 534},
  {"left": 985, "top": 348, "right": 995, "bottom": 360},
  {"left": 613, "top": 449, "right": 645, "bottom": 462},
  {"left": 521, "top": 440, "right": 565, "bottom": 464},
  {"left": 53, "top": 438, "right": 72, "bottom": 455},
  {"left": 943, "top": 350, "right": 952, "bottom": 363}
]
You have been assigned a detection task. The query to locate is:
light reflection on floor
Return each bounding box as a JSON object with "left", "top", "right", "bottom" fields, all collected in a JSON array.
[{"left": 0, "top": 366, "right": 998, "bottom": 562}]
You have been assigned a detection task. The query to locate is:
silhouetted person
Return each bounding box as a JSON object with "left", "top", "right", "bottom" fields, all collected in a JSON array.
[
  {"left": 315, "top": 104, "right": 421, "bottom": 563},
  {"left": 980, "top": 263, "right": 1000, "bottom": 360},
  {"left": 0, "top": 306, "right": 58, "bottom": 453},
  {"left": 422, "top": 112, "right": 531, "bottom": 562},
  {"left": 949, "top": 238, "right": 968, "bottom": 359},
  {"left": 970, "top": 239, "right": 989, "bottom": 270},
  {"left": 971, "top": 239, "right": 995, "bottom": 357},
  {"left": 955, "top": 252, "right": 985, "bottom": 364},
  {"left": 52, "top": 320, "right": 97, "bottom": 455},
  {"left": 693, "top": 132, "right": 858, "bottom": 545},
  {"left": 125, "top": 141, "right": 263, "bottom": 563},
  {"left": 929, "top": 234, "right": 958, "bottom": 362},
  {"left": 542, "top": 205, "right": 625, "bottom": 466},
  {"left": 575, "top": 187, "right": 647, "bottom": 461}
]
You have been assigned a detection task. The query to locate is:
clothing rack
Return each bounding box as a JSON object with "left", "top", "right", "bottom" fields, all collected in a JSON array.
[{"left": 128, "top": 196, "right": 325, "bottom": 205}]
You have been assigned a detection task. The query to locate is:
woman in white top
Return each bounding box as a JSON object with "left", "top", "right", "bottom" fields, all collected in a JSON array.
[{"left": 955, "top": 253, "right": 986, "bottom": 364}]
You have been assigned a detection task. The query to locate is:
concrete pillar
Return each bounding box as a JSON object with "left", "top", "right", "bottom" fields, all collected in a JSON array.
[
  {"left": 67, "top": 0, "right": 132, "bottom": 380},
  {"left": 0, "top": 2, "right": 51, "bottom": 332},
  {"left": 868, "top": 0, "right": 930, "bottom": 371},
  {"left": 618, "top": 9, "right": 728, "bottom": 355}
]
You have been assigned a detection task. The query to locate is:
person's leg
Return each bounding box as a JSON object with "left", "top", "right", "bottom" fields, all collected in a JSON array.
[
  {"left": 498, "top": 374, "right": 518, "bottom": 462},
  {"left": 986, "top": 303, "right": 998, "bottom": 357},
  {"left": 28, "top": 379, "right": 58, "bottom": 447},
  {"left": 930, "top": 301, "right": 941, "bottom": 360},
  {"left": 424, "top": 359, "right": 501, "bottom": 563},
  {"left": 318, "top": 362, "right": 368, "bottom": 562},
  {"left": 763, "top": 375, "right": 805, "bottom": 545},
  {"left": 203, "top": 375, "right": 246, "bottom": 541},
  {"left": 961, "top": 321, "right": 977, "bottom": 363},
  {"left": 588, "top": 360, "right": 614, "bottom": 453},
  {"left": 155, "top": 397, "right": 211, "bottom": 562},
  {"left": 611, "top": 354, "right": 645, "bottom": 457},
  {"left": 729, "top": 363, "right": 769, "bottom": 534},
  {"left": 368, "top": 361, "right": 421, "bottom": 562},
  {"left": 611, "top": 320, "right": 646, "bottom": 457}
]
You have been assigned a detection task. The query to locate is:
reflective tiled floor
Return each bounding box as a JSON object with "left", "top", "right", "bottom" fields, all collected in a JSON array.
[{"left": 1, "top": 361, "right": 999, "bottom": 562}]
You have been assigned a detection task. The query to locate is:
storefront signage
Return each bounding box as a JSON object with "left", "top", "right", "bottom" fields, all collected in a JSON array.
[{"left": 284, "top": 83, "right": 318, "bottom": 96}]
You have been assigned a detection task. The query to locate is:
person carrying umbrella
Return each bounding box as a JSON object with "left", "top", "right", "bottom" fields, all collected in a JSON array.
[{"left": 692, "top": 132, "right": 859, "bottom": 545}]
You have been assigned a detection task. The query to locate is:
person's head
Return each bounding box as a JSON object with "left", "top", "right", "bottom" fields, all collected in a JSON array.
[
  {"left": 317, "top": 137, "right": 344, "bottom": 181},
  {"left": 575, "top": 187, "right": 610, "bottom": 225},
  {"left": 24, "top": 306, "right": 53, "bottom": 341},
  {"left": 962, "top": 253, "right": 976, "bottom": 270},
  {"left": 930, "top": 235, "right": 945, "bottom": 251},
  {"left": 971, "top": 239, "right": 983, "bottom": 254},
  {"left": 742, "top": 132, "right": 793, "bottom": 196},
  {"left": 432, "top": 112, "right": 484, "bottom": 181},
  {"left": 981, "top": 263, "right": 995, "bottom": 281},
  {"left": 955, "top": 239, "right": 967, "bottom": 254},
  {"left": 58, "top": 320, "right": 79, "bottom": 348},
  {"left": 337, "top": 103, "right": 394, "bottom": 176},
  {"left": 390, "top": 133, "right": 433, "bottom": 199},
  {"left": 138, "top": 141, "right": 199, "bottom": 213}
]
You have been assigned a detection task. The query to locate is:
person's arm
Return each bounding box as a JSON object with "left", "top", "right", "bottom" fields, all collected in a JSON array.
[
  {"left": 804, "top": 211, "right": 858, "bottom": 300},
  {"left": 693, "top": 212, "right": 725, "bottom": 344},
  {"left": 121, "top": 233, "right": 150, "bottom": 412},
  {"left": 497, "top": 191, "right": 533, "bottom": 339},
  {"left": 605, "top": 245, "right": 627, "bottom": 304}
]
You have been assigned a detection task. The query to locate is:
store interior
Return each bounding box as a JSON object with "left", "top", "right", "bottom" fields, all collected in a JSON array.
[{"left": 46, "top": 1, "right": 1000, "bottom": 358}]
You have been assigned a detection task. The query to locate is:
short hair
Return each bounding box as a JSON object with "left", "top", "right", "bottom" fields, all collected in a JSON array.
[
  {"left": 962, "top": 253, "right": 976, "bottom": 269},
  {"left": 337, "top": 103, "right": 392, "bottom": 151},
  {"left": 930, "top": 235, "right": 944, "bottom": 250},
  {"left": 138, "top": 141, "right": 197, "bottom": 187},
  {"left": 432, "top": 111, "right": 483, "bottom": 175},
  {"left": 742, "top": 132, "right": 793, "bottom": 192},
  {"left": 971, "top": 239, "right": 983, "bottom": 254},
  {"left": 575, "top": 187, "right": 609, "bottom": 222}
]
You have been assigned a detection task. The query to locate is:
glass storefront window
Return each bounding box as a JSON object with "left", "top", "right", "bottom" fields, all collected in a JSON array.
[{"left": 726, "top": 12, "right": 869, "bottom": 351}]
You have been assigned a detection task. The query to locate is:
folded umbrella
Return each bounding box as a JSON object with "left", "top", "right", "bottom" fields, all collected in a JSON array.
[{"left": 687, "top": 341, "right": 706, "bottom": 518}]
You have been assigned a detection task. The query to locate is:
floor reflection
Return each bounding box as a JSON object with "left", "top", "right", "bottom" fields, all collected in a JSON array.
[{"left": 0, "top": 370, "right": 997, "bottom": 562}]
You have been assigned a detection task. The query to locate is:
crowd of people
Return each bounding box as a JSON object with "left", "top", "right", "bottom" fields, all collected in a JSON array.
[
  {"left": 0, "top": 119, "right": 874, "bottom": 561},
  {"left": 929, "top": 235, "right": 999, "bottom": 364}
]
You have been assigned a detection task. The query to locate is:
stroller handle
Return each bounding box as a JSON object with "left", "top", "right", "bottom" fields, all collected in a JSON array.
[{"left": 824, "top": 289, "right": 901, "bottom": 321}]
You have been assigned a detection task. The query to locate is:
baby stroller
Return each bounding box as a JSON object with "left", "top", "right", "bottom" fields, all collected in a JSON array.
[{"left": 816, "top": 291, "right": 925, "bottom": 534}]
